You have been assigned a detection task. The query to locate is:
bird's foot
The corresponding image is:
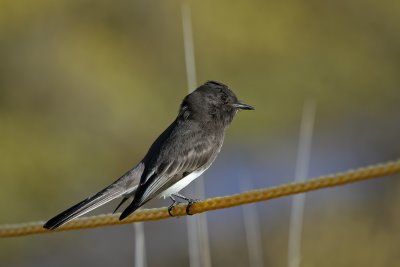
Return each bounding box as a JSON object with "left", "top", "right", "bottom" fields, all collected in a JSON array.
[
  {"left": 168, "top": 196, "right": 178, "bottom": 216},
  {"left": 171, "top": 193, "right": 199, "bottom": 216},
  {"left": 185, "top": 199, "right": 199, "bottom": 215}
]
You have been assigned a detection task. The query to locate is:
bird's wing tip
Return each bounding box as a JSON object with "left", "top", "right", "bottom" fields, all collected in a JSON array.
[{"left": 119, "top": 203, "right": 141, "bottom": 220}]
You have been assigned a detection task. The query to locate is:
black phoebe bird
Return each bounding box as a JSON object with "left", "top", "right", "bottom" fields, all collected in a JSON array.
[{"left": 43, "top": 81, "right": 254, "bottom": 230}]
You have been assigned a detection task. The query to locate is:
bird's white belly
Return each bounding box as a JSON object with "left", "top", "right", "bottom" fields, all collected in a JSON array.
[{"left": 161, "top": 168, "right": 206, "bottom": 198}]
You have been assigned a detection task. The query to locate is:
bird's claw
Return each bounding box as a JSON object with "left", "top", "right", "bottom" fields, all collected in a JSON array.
[
  {"left": 168, "top": 202, "right": 177, "bottom": 217},
  {"left": 186, "top": 199, "right": 199, "bottom": 215},
  {"left": 168, "top": 194, "right": 199, "bottom": 216}
]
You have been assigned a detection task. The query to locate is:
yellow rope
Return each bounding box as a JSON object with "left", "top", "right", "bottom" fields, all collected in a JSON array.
[{"left": 1, "top": 159, "right": 399, "bottom": 238}]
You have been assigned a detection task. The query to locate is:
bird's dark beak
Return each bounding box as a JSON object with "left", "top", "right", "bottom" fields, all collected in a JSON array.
[{"left": 231, "top": 102, "right": 255, "bottom": 110}]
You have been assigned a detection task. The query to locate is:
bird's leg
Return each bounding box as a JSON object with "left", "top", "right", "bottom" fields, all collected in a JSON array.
[
  {"left": 168, "top": 195, "right": 178, "bottom": 216},
  {"left": 171, "top": 193, "right": 200, "bottom": 216}
]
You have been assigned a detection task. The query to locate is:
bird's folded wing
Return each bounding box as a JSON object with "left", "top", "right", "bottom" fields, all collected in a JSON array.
[{"left": 136, "top": 141, "right": 215, "bottom": 204}]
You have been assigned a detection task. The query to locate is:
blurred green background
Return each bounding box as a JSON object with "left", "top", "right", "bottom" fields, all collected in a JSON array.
[{"left": 1, "top": 0, "right": 399, "bottom": 266}]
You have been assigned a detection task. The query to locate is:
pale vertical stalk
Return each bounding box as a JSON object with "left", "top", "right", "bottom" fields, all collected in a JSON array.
[
  {"left": 186, "top": 184, "right": 211, "bottom": 267},
  {"left": 181, "top": 2, "right": 197, "bottom": 91},
  {"left": 193, "top": 180, "right": 212, "bottom": 267},
  {"left": 240, "top": 178, "right": 264, "bottom": 267},
  {"left": 287, "top": 99, "right": 316, "bottom": 267},
  {"left": 134, "top": 222, "right": 147, "bottom": 267},
  {"left": 181, "top": 2, "right": 212, "bottom": 267}
]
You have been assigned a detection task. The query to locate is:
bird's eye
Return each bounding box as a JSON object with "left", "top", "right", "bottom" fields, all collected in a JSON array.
[{"left": 220, "top": 93, "right": 228, "bottom": 104}]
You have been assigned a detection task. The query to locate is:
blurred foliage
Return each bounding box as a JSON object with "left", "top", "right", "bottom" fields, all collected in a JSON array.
[{"left": 0, "top": 0, "right": 399, "bottom": 266}]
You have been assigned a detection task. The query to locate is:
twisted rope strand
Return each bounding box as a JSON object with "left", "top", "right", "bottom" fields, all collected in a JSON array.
[{"left": 1, "top": 159, "right": 399, "bottom": 238}]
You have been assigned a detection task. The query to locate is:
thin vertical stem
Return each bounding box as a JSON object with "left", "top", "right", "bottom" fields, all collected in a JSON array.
[
  {"left": 288, "top": 99, "right": 316, "bottom": 267},
  {"left": 181, "top": 2, "right": 212, "bottom": 267},
  {"left": 134, "top": 222, "right": 147, "bottom": 267},
  {"left": 181, "top": 2, "right": 197, "bottom": 91},
  {"left": 240, "top": 178, "right": 264, "bottom": 267}
]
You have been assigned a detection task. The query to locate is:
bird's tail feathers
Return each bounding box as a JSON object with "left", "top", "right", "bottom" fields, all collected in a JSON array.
[
  {"left": 43, "top": 164, "right": 144, "bottom": 230},
  {"left": 43, "top": 185, "right": 131, "bottom": 230}
]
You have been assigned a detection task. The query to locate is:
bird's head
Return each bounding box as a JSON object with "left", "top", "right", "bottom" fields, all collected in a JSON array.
[{"left": 179, "top": 81, "right": 254, "bottom": 127}]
